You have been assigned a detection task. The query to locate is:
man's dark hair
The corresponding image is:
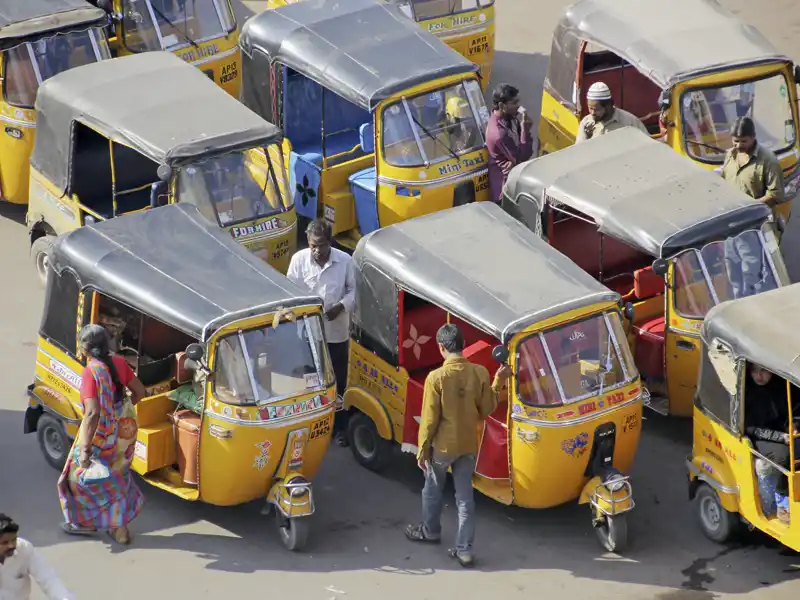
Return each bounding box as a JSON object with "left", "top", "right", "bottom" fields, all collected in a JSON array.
[
  {"left": 0, "top": 514, "right": 19, "bottom": 536},
  {"left": 492, "top": 84, "right": 519, "bottom": 110},
  {"left": 306, "top": 218, "right": 332, "bottom": 240},
  {"left": 731, "top": 116, "right": 756, "bottom": 138},
  {"left": 436, "top": 324, "right": 465, "bottom": 353}
]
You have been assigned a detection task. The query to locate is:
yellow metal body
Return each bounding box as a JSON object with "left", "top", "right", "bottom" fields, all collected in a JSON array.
[
  {"left": 344, "top": 301, "right": 643, "bottom": 511},
  {"left": 28, "top": 296, "right": 335, "bottom": 508},
  {"left": 266, "top": 0, "right": 495, "bottom": 90},
  {"left": 109, "top": 0, "right": 241, "bottom": 97},
  {"left": 26, "top": 138, "right": 296, "bottom": 273},
  {"left": 539, "top": 62, "right": 800, "bottom": 220},
  {"left": 690, "top": 395, "right": 800, "bottom": 552}
]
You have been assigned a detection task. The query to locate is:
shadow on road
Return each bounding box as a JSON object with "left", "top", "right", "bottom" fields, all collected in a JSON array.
[
  {"left": 488, "top": 51, "right": 549, "bottom": 138},
  {"left": 0, "top": 203, "right": 27, "bottom": 227}
]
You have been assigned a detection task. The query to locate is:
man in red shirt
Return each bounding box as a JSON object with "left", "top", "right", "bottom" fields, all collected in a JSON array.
[{"left": 486, "top": 84, "right": 533, "bottom": 203}]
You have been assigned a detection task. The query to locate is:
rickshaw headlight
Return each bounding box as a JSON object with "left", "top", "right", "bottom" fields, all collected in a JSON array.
[
  {"left": 604, "top": 475, "right": 626, "bottom": 493},
  {"left": 287, "top": 476, "right": 310, "bottom": 497}
]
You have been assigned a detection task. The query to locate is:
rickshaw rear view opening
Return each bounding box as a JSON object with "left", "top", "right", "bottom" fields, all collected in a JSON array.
[{"left": 343, "top": 203, "right": 644, "bottom": 552}]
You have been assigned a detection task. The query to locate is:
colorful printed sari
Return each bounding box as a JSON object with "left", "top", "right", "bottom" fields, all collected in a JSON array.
[{"left": 57, "top": 359, "right": 144, "bottom": 530}]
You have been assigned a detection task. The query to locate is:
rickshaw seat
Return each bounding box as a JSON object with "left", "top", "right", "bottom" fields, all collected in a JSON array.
[
  {"left": 634, "top": 316, "right": 665, "bottom": 379},
  {"left": 634, "top": 266, "right": 665, "bottom": 299},
  {"left": 349, "top": 167, "right": 379, "bottom": 235}
]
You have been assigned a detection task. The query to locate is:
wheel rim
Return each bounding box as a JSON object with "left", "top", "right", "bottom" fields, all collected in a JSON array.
[
  {"left": 353, "top": 423, "right": 376, "bottom": 461},
  {"left": 36, "top": 250, "right": 50, "bottom": 281},
  {"left": 43, "top": 426, "right": 64, "bottom": 461},
  {"left": 700, "top": 495, "right": 722, "bottom": 533}
]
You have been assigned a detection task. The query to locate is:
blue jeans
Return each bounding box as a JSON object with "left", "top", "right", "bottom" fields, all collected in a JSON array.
[
  {"left": 422, "top": 453, "right": 476, "bottom": 552},
  {"left": 724, "top": 233, "right": 768, "bottom": 299}
]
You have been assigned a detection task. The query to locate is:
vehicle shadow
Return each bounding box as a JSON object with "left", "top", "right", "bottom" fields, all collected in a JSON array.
[{"left": 0, "top": 203, "right": 27, "bottom": 227}]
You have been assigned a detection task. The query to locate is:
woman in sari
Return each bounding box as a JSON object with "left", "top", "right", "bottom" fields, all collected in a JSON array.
[{"left": 58, "top": 324, "right": 146, "bottom": 545}]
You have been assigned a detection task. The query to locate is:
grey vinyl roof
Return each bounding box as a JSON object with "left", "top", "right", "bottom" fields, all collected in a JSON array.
[
  {"left": 50, "top": 204, "right": 321, "bottom": 341},
  {"left": 0, "top": 0, "right": 106, "bottom": 48},
  {"left": 703, "top": 284, "right": 800, "bottom": 387},
  {"left": 353, "top": 202, "right": 619, "bottom": 343},
  {"left": 503, "top": 128, "right": 771, "bottom": 258},
  {"left": 240, "top": 0, "right": 477, "bottom": 111},
  {"left": 557, "top": 0, "right": 788, "bottom": 89},
  {"left": 32, "top": 51, "right": 282, "bottom": 195}
]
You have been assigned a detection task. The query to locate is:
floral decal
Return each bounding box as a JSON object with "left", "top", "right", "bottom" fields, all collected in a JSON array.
[
  {"left": 296, "top": 174, "right": 316, "bottom": 207},
  {"left": 561, "top": 432, "right": 589, "bottom": 458},
  {"left": 403, "top": 324, "right": 431, "bottom": 360},
  {"left": 253, "top": 440, "right": 272, "bottom": 471}
]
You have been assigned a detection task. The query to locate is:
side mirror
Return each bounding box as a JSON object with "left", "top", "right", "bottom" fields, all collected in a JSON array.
[
  {"left": 157, "top": 163, "right": 173, "bottom": 182},
  {"left": 84, "top": 215, "right": 96, "bottom": 225},
  {"left": 622, "top": 301, "right": 634, "bottom": 322},
  {"left": 794, "top": 64, "right": 800, "bottom": 85},
  {"left": 658, "top": 89, "right": 671, "bottom": 110},
  {"left": 652, "top": 258, "right": 669, "bottom": 277},
  {"left": 359, "top": 122, "right": 375, "bottom": 154},
  {"left": 185, "top": 343, "right": 204, "bottom": 362},
  {"left": 492, "top": 345, "right": 509, "bottom": 364}
]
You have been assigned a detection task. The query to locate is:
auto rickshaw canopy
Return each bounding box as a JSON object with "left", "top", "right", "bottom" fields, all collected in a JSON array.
[
  {"left": 352, "top": 202, "right": 619, "bottom": 349},
  {"left": 503, "top": 128, "right": 771, "bottom": 258},
  {"left": 48, "top": 203, "right": 321, "bottom": 341},
  {"left": 702, "top": 284, "right": 800, "bottom": 388},
  {"left": 240, "top": 0, "right": 477, "bottom": 111},
  {"left": 546, "top": 0, "right": 788, "bottom": 110},
  {"left": 32, "top": 51, "right": 283, "bottom": 196},
  {"left": 0, "top": 0, "right": 106, "bottom": 50}
]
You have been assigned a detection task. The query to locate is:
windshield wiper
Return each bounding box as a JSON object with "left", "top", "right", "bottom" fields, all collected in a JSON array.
[
  {"left": 149, "top": 3, "right": 200, "bottom": 50},
  {"left": 686, "top": 139, "right": 726, "bottom": 154},
  {"left": 409, "top": 112, "right": 461, "bottom": 164}
]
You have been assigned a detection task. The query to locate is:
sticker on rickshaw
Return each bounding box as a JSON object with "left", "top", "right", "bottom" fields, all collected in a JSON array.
[
  {"left": 231, "top": 217, "right": 288, "bottom": 239},
  {"left": 253, "top": 440, "right": 272, "bottom": 471},
  {"left": 287, "top": 429, "right": 307, "bottom": 469},
  {"left": 561, "top": 432, "right": 589, "bottom": 457},
  {"left": 578, "top": 402, "right": 597, "bottom": 415},
  {"left": 622, "top": 412, "right": 639, "bottom": 433},
  {"left": 49, "top": 359, "right": 82, "bottom": 389},
  {"left": 555, "top": 410, "right": 575, "bottom": 419},
  {"left": 257, "top": 395, "right": 324, "bottom": 420},
  {"left": 700, "top": 430, "right": 741, "bottom": 463}
]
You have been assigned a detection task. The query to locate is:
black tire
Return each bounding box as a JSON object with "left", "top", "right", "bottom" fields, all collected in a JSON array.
[
  {"left": 695, "top": 483, "right": 739, "bottom": 544},
  {"left": 275, "top": 512, "right": 310, "bottom": 551},
  {"left": 595, "top": 513, "right": 629, "bottom": 553},
  {"left": 37, "top": 414, "right": 69, "bottom": 471},
  {"left": 31, "top": 235, "right": 55, "bottom": 286},
  {"left": 347, "top": 412, "right": 393, "bottom": 473}
]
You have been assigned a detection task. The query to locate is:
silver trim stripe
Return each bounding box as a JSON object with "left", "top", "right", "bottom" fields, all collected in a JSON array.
[
  {"left": 379, "top": 167, "right": 487, "bottom": 189},
  {"left": 511, "top": 394, "right": 642, "bottom": 428}
]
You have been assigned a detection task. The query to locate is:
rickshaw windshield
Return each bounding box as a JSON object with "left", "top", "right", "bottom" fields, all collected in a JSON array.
[
  {"left": 382, "top": 79, "right": 489, "bottom": 168},
  {"left": 399, "top": 0, "right": 494, "bottom": 20},
  {"left": 176, "top": 147, "right": 292, "bottom": 228},
  {"left": 516, "top": 312, "right": 636, "bottom": 407},
  {"left": 213, "top": 315, "right": 333, "bottom": 406},
  {"left": 122, "top": 0, "right": 234, "bottom": 52},
  {"left": 681, "top": 73, "right": 796, "bottom": 163},
  {"left": 673, "top": 228, "right": 783, "bottom": 320},
  {"left": 3, "top": 29, "right": 110, "bottom": 109}
]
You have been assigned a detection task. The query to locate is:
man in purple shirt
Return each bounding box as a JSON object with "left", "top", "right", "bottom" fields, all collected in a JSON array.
[{"left": 486, "top": 84, "right": 533, "bottom": 203}]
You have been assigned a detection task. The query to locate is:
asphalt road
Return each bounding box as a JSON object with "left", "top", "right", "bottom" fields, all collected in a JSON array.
[{"left": 2, "top": 1, "right": 800, "bottom": 599}]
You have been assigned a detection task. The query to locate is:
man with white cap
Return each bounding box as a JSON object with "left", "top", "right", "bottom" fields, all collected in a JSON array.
[{"left": 576, "top": 82, "right": 648, "bottom": 143}]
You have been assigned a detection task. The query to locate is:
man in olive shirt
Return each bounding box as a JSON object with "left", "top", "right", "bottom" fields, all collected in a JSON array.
[
  {"left": 721, "top": 116, "right": 784, "bottom": 211},
  {"left": 404, "top": 324, "right": 511, "bottom": 567}
]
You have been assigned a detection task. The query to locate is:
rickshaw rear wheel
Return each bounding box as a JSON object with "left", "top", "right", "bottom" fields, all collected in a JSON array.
[
  {"left": 275, "top": 512, "right": 310, "bottom": 552},
  {"left": 31, "top": 235, "right": 55, "bottom": 286},
  {"left": 695, "top": 484, "right": 738, "bottom": 543},
  {"left": 37, "top": 414, "right": 69, "bottom": 471},
  {"left": 348, "top": 412, "right": 392, "bottom": 473},
  {"left": 595, "top": 513, "right": 628, "bottom": 553}
]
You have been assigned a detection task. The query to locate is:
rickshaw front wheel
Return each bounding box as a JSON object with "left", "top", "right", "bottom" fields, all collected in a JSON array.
[
  {"left": 275, "top": 512, "right": 310, "bottom": 552},
  {"left": 348, "top": 412, "right": 392, "bottom": 473},
  {"left": 31, "top": 235, "right": 55, "bottom": 287},
  {"left": 595, "top": 513, "right": 628, "bottom": 553},
  {"left": 695, "top": 484, "right": 738, "bottom": 543},
  {"left": 37, "top": 414, "right": 69, "bottom": 471}
]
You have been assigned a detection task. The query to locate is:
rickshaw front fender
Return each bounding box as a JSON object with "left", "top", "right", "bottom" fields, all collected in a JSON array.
[
  {"left": 579, "top": 475, "right": 635, "bottom": 515},
  {"left": 342, "top": 387, "right": 393, "bottom": 441},
  {"left": 267, "top": 474, "right": 315, "bottom": 519},
  {"left": 687, "top": 457, "right": 740, "bottom": 513}
]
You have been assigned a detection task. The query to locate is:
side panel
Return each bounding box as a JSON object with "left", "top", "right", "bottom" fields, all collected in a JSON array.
[
  {"left": 537, "top": 90, "right": 579, "bottom": 155},
  {"left": 665, "top": 263, "right": 702, "bottom": 418},
  {"left": 0, "top": 99, "right": 35, "bottom": 204},
  {"left": 26, "top": 169, "right": 84, "bottom": 237}
]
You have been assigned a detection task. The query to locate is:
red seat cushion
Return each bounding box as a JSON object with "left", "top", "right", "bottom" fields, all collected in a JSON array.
[
  {"left": 634, "top": 316, "right": 665, "bottom": 379},
  {"left": 634, "top": 266, "right": 665, "bottom": 300}
]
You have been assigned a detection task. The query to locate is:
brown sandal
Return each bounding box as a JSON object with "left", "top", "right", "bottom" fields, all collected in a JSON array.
[{"left": 107, "top": 526, "right": 131, "bottom": 545}]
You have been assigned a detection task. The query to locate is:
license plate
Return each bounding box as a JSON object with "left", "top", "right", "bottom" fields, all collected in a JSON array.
[{"left": 309, "top": 417, "right": 331, "bottom": 440}]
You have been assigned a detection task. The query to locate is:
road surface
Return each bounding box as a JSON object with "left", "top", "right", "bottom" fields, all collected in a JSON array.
[{"left": 1, "top": 1, "right": 799, "bottom": 598}]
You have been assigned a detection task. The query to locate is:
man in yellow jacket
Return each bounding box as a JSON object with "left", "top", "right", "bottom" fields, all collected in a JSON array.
[{"left": 404, "top": 324, "right": 511, "bottom": 567}]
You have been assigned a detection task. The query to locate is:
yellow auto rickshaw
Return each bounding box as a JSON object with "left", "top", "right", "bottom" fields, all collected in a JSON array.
[
  {"left": 0, "top": 0, "right": 111, "bottom": 205},
  {"left": 240, "top": 0, "right": 491, "bottom": 250},
  {"left": 344, "top": 202, "right": 643, "bottom": 552},
  {"left": 539, "top": 0, "right": 800, "bottom": 223},
  {"left": 503, "top": 128, "right": 790, "bottom": 417},
  {"left": 24, "top": 203, "right": 335, "bottom": 550},
  {"left": 106, "top": 0, "right": 241, "bottom": 97},
  {"left": 688, "top": 283, "right": 800, "bottom": 553},
  {"left": 266, "top": 0, "right": 495, "bottom": 90},
  {"left": 27, "top": 51, "right": 296, "bottom": 284}
]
